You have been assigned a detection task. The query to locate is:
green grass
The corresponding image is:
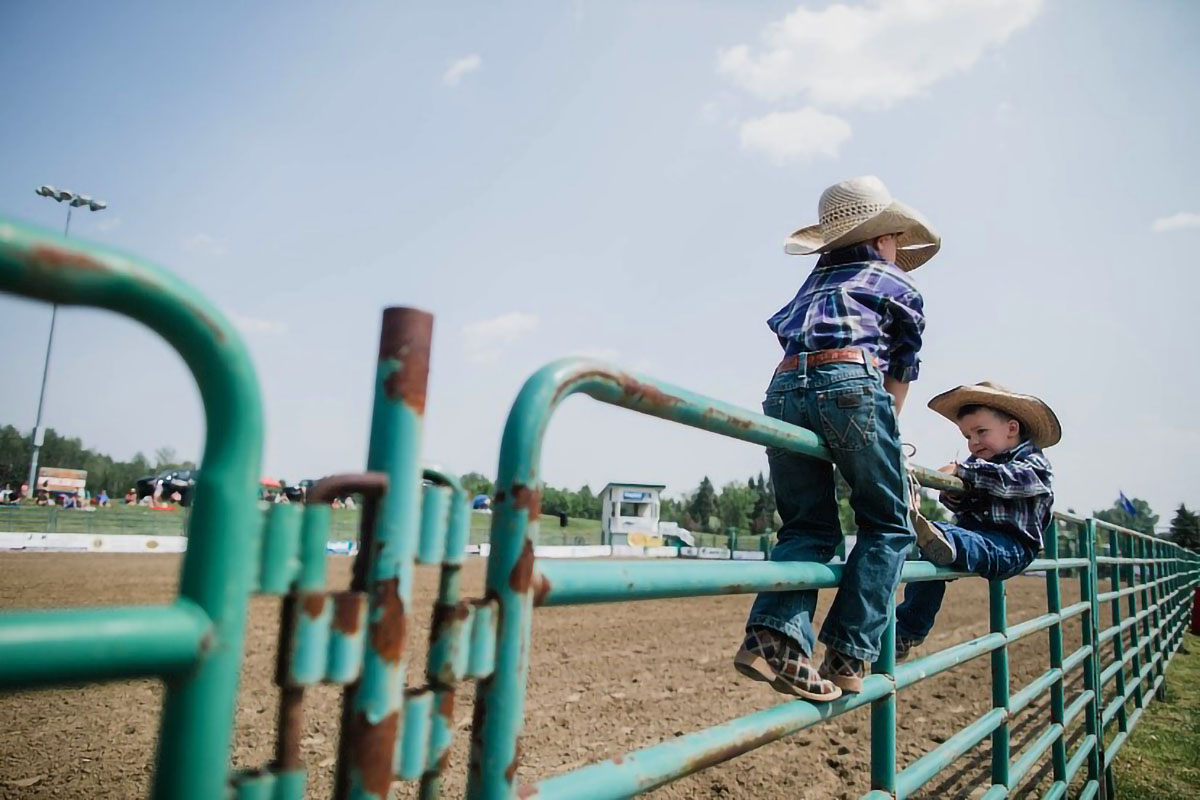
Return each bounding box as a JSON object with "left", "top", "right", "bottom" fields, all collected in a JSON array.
[
  {"left": 0, "top": 502, "right": 604, "bottom": 543},
  {"left": 0, "top": 502, "right": 779, "bottom": 550},
  {"left": 0, "top": 503, "right": 190, "bottom": 536},
  {"left": 1111, "top": 632, "right": 1200, "bottom": 798}
]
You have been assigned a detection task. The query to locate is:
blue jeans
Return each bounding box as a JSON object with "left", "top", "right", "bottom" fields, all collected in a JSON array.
[
  {"left": 895, "top": 523, "right": 1037, "bottom": 640},
  {"left": 745, "top": 357, "right": 912, "bottom": 662}
]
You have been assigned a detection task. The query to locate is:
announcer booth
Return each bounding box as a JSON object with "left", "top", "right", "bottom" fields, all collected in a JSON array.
[{"left": 599, "top": 482, "right": 664, "bottom": 546}]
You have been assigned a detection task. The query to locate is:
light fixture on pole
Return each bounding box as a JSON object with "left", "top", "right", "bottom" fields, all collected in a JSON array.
[{"left": 26, "top": 186, "right": 108, "bottom": 499}]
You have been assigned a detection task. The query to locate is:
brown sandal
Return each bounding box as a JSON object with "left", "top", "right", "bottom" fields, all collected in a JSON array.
[
  {"left": 734, "top": 626, "right": 780, "bottom": 684},
  {"left": 771, "top": 637, "right": 842, "bottom": 701},
  {"left": 820, "top": 648, "right": 866, "bottom": 694}
]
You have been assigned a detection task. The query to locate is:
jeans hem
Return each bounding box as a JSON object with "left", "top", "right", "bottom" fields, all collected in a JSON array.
[
  {"left": 894, "top": 620, "right": 930, "bottom": 641},
  {"left": 745, "top": 613, "right": 814, "bottom": 657},
  {"left": 818, "top": 629, "right": 878, "bottom": 662}
]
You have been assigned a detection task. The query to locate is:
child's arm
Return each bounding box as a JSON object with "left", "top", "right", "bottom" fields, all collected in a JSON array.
[
  {"left": 882, "top": 290, "right": 924, "bottom": 415},
  {"left": 883, "top": 376, "right": 909, "bottom": 413},
  {"left": 955, "top": 455, "right": 1053, "bottom": 499}
]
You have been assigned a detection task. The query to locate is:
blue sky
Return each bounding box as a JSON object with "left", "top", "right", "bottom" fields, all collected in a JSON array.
[{"left": 2, "top": 1, "right": 1198, "bottom": 526}]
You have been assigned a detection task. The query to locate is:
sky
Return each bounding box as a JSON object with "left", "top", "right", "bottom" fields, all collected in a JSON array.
[{"left": 2, "top": 0, "right": 1199, "bottom": 527}]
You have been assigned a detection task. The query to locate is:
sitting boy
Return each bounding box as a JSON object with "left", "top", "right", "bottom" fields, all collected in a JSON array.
[{"left": 897, "top": 381, "right": 1060, "bottom": 659}]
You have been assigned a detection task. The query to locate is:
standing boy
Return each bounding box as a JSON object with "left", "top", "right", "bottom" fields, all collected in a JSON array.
[
  {"left": 734, "top": 176, "right": 940, "bottom": 701},
  {"left": 896, "top": 382, "right": 1060, "bottom": 659}
]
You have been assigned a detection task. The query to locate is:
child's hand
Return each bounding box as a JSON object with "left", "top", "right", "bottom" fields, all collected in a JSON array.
[{"left": 937, "top": 462, "right": 958, "bottom": 475}]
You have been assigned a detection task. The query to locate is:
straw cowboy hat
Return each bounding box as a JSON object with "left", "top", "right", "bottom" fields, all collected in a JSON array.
[
  {"left": 784, "top": 175, "right": 941, "bottom": 271},
  {"left": 928, "top": 381, "right": 1062, "bottom": 448}
]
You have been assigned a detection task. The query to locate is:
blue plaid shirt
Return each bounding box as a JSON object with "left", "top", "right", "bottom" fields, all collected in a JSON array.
[
  {"left": 767, "top": 244, "right": 925, "bottom": 382},
  {"left": 943, "top": 439, "right": 1055, "bottom": 551}
]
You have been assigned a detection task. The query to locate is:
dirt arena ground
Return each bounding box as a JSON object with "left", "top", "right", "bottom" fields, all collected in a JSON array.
[{"left": 1, "top": 553, "right": 1096, "bottom": 799}]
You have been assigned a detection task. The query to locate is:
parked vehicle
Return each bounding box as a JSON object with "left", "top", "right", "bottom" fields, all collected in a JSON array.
[{"left": 135, "top": 469, "right": 196, "bottom": 506}]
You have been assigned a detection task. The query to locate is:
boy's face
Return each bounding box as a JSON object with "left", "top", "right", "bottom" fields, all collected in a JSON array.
[{"left": 956, "top": 408, "right": 1021, "bottom": 461}]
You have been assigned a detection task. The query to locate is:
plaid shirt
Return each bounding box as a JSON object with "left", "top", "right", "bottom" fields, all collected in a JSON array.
[
  {"left": 767, "top": 244, "right": 925, "bottom": 382},
  {"left": 943, "top": 439, "right": 1055, "bottom": 551}
]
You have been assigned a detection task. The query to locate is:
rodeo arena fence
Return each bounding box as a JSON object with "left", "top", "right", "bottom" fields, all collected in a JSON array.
[{"left": 0, "top": 218, "right": 1197, "bottom": 800}]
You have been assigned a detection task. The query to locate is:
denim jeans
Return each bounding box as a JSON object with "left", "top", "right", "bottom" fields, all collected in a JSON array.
[
  {"left": 895, "top": 523, "right": 1037, "bottom": 640},
  {"left": 745, "top": 356, "right": 912, "bottom": 662}
]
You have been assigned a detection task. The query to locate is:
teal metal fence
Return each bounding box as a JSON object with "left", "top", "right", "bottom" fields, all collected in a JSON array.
[
  {"left": 467, "top": 359, "right": 1200, "bottom": 800},
  {"left": 1, "top": 218, "right": 1197, "bottom": 800}
]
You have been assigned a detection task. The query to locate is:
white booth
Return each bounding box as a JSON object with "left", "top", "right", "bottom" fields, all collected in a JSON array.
[{"left": 600, "top": 482, "right": 665, "bottom": 546}]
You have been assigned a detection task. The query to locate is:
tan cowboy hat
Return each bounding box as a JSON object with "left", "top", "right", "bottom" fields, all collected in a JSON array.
[
  {"left": 928, "top": 381, "right": 1062, "bottom": 448},
  {"left": 784, "top": 175, "right": 941, "bottom": 271}
]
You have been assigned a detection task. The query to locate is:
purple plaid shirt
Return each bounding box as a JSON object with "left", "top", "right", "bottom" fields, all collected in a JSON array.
[
  {"left": 767, "top": 244, "right": 925, "bottom": 382},
  {"left": 943, "top": 439, "right": 1055, "bottom": 551}
]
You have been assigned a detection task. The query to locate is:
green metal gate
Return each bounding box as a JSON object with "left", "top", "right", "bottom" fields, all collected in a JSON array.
[{"left": 1, "top": 217, "right": 1197, "bottom": 799}]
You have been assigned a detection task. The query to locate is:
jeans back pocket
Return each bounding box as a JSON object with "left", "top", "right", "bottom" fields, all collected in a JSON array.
[{"left": 816, "top": 385, "right": 877, "bottom": 452}]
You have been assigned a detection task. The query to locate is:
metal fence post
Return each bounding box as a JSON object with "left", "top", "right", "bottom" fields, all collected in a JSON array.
[
  {"left": 1042, "top": 521, "right": 1068, "bottom": 783},
  {"left": 336, "top": 307, "right": 433, "bottom": 800},
  {"left": 1106, "top": 528, "right": 1130, "bottom": 781},
  {"left": 1080, "top": 520, "right": 1105, "bottom": 798},
  {"left": 989, "top": 579, "right": 1010, "bottom": 790},
  {"left": 870, "top": 603, "right": 897, "bottom": 795},
  {"left": 1149, "top": 539, "right": 1166, "bottom": 699}
]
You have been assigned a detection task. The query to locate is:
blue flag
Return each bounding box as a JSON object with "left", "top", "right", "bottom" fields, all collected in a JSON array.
[{"left": 1118, "top": 491, "right": 1138, "bottom": 517}]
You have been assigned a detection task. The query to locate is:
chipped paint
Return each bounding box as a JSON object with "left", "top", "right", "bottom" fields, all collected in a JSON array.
[
  {"left": 379, "top": 307, "right": 433, "bottom": 412},
  {"left": 509, "top": 484, "right": 542, "bottom": 519},
  {"left": 368, "top": 578, "right": 406, "bottom": 664},
  {"left": 531, "top": 572, "right": 551, "bottom": 607},
  {"left": 509, "top": 540, "right": 536, "bottom": 594},
  {"left": 349, "top": 709, "right": 401, "bottom": 799},
  {"left": 301, "top": 593, "right": 327, "bottom": 619},
  {"left": 332, "top": 592, "right": 366, "bottom": 635}
]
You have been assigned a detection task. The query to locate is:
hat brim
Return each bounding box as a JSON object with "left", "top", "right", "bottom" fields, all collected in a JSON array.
[
  {"left": 784, "top": 200, "right": 941, "bottom": 271},
  {"left": 928, "top": 385, "right": 1062, "bottom": 448}
]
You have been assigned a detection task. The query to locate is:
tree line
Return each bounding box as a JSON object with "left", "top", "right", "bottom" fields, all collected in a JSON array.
[
  {"left": 461, "top": 469, "right": 948, "bottom": 537},
  {"left": 0, "top": 425, "right": 193, "bottom": 495},
  {"left": 5, "top": 423, "right": 1198, "bottom": 551}
]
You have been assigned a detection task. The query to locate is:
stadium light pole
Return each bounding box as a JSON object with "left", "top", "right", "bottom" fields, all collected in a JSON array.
[{"left": 26, "top": 186, "right": 108, "bottom": 498}]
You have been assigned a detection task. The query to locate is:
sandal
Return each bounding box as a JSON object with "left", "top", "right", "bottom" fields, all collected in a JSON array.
[
  {"left": 895, "top": 633, "right": 925, "bottom": 663},
  {"left": 771, "top": 637, "right": 842, "bottom": 701},
  {"left": 913, "top": 514, "right": 956, "bottom": 566},
  {"left": 734, "top": 626, "right": 781, "bottom": 684},
  {"left": 819, "top": 647, "right": 866, "bottom": 694}
]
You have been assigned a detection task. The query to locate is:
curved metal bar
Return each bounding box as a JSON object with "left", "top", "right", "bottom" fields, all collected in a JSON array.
[
  {"left": 465, "top": 358, "right": 963, "bottom": 797},
  {"left": 467, "top": 358, "right": 836, "bottom": 797},
  {"left": 0, "top": 218, "right": 263, "bottom": 800}
]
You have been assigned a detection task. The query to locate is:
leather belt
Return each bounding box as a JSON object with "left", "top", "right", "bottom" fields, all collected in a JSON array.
[{"left": 775, "top": 348, "right": 876, "bottom": 375}]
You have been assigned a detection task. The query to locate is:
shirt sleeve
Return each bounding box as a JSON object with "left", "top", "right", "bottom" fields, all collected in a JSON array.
[
  {"left": 955, "top": 456, "right": 1053, "bottom": 499},
  {"left": 938, "top": 490, "right": 964, "bottom": 512},
  {"left": 884, "top": 289, "right": 925, "bottom": 382}
]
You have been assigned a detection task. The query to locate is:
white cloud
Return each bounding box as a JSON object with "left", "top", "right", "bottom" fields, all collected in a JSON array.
[
  {"left": 442, "top": 54, "right": 482, "bottom": 86},
  {"left": 462, "top": 312, "right": 538, "bottom": 364},
  {"left": 718, "top": 0, "right": 1044, "bottom": 109},
  {"left": 182, "top": 233, "right": 227, "bottom": 257},
  {"left": 1151, "top": 212, "right": 1200, "bottom": 234},
  {"left": 739, "top": 108, "right": 852, "bottom": 163},
  {"left": 230, "top": 313, "right": 287, "bottom": 335}
]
